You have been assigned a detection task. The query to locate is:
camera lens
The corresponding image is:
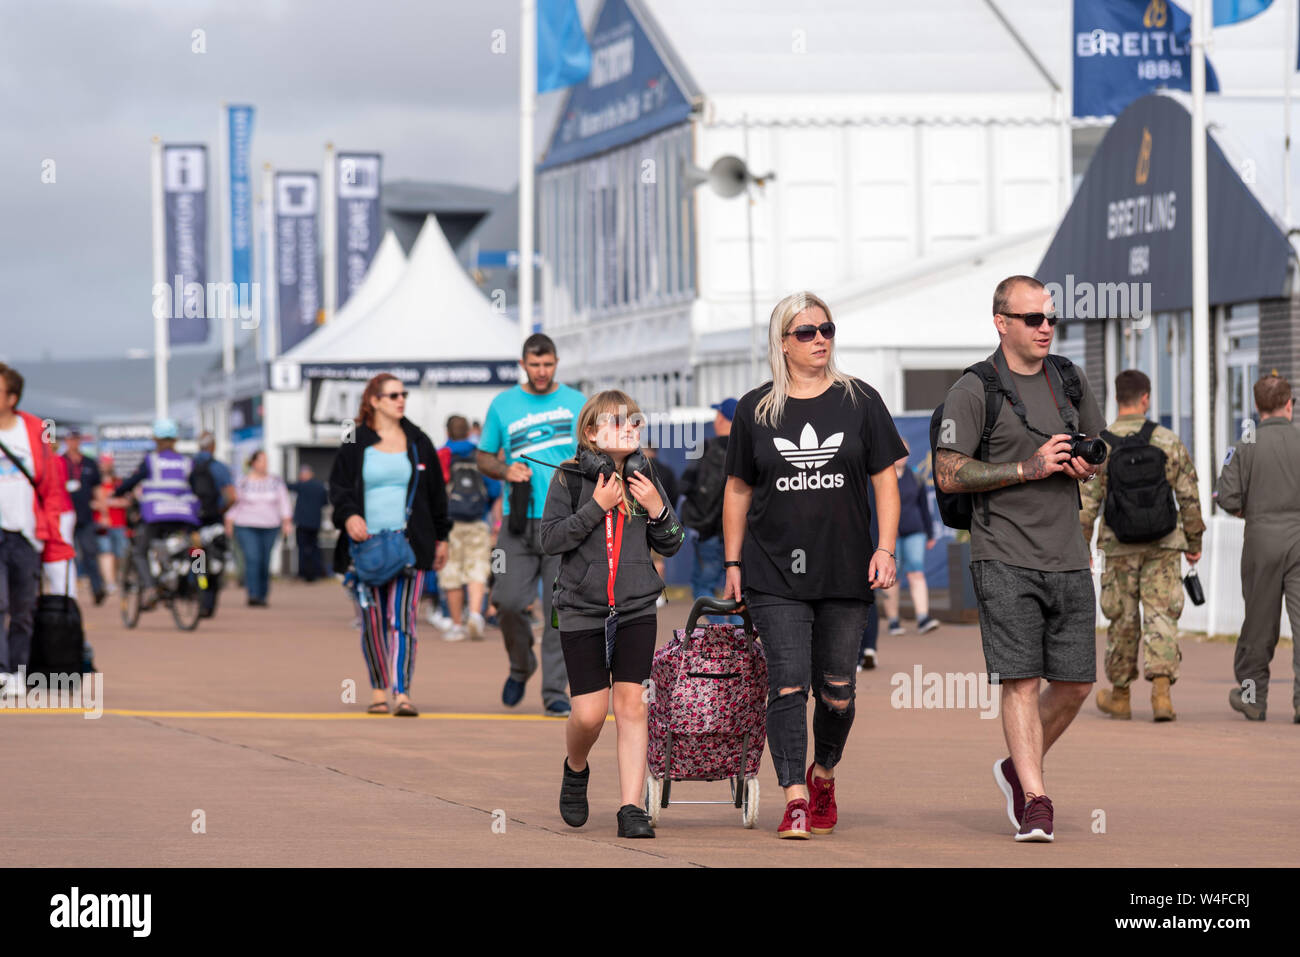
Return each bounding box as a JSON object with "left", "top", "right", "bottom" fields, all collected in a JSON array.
[{"left": 1070, "top": 436, "right": 1108, "bottom": 465}]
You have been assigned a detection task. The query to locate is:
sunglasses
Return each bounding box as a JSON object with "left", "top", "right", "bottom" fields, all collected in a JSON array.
[
  {"left": 782, "top": 321, "right": 836, "bottom": 343},
  {"left": 1002, "top": 312, "right": 1059, "bottom": 328},
  {"left": 381, "top": 390, "right": 410, "bottom": 400}
]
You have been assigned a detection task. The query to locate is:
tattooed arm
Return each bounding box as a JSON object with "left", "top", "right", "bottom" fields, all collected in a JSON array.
[{"left": 935, "top": 434, "right": 1074, "bottom": 494}]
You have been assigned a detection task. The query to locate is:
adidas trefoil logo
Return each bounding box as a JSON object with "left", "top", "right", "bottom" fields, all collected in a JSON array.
[
  {"left": 775, "top": 423, "right": 842, "bottom": 469},
  {"left": 774, "top": 423, "right": 845, "bottom": 491}
]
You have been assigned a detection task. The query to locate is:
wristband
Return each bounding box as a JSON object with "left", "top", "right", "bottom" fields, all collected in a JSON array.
[
  {"left": 875, "top": 547, "right": 895, "bottom": 561},
  {"left": 1017, "top": 462, "right": 1025, "bottom": 483},
  {"left": 647, "top": 504, "right": 670, "bottom": 524},
  {"left": 723, "top": 560, "right": 742, "bottom": 568}
]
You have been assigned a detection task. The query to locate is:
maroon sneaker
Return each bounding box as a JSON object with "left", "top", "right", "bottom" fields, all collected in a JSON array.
[
  {"left": 778, "top": 798, "right": 811, "bottom": 839},
  {"left": 806, "top": 765, "right": 837, "bottom": 834},
  {"left": 993, "top": 757, "right": 1024, "bottom": 830},
  {"left": 1015, "top": 794, "right": 1054, "bottom": 842}
]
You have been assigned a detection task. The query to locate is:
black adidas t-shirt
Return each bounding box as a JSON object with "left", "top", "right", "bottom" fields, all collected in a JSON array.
[{"left": 725, "top": 379, "right": 906, "bottom": 601}]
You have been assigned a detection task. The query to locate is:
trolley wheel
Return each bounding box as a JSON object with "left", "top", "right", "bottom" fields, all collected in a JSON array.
[
  {"left": 120, "top": 563, "right": 141, "bottom": 629},
  {"left": 742, "top": 777, "right": 760, "bottom": 829},
  {"left": 644, "top": 771, "right": 663, "bottom": 827}
]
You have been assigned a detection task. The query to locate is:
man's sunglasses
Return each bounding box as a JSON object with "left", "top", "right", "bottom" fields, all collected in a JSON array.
[
  {"left": 782, "top": 321, "right": 836, "bottom": 343},
  {"left": 381, "top": 390, "right": 410, "bottom": 400},
  {"left": 1001, "top": 312, "right": 1059, "bottom": 328}
]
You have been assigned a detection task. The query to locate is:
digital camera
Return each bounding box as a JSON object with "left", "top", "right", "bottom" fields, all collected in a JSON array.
[{"left": 1068, "top": 433, "right": 1108, "bottom": 465}]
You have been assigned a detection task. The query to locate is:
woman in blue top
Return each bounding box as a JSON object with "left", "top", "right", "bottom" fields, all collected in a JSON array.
[{"left": 329, "top": 375, "right": 451, "bottom": 716}]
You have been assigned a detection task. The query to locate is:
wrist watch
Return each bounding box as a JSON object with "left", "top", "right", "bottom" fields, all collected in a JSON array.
[{"left": 724, "top": 560, "right": 742, "bottom": 568}]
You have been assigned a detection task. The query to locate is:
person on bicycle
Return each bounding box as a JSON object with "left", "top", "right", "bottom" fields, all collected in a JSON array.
[{"left": 114, "top": 419, "right": 201, "bottom": 607}]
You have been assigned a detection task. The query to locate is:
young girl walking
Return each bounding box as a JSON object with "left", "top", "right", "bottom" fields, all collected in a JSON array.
[{"left": 539, "top": 391, "right": 686, "bottom": 838}]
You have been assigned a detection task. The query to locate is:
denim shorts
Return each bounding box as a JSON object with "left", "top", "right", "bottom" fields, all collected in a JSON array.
[
  {"left": 969, "top": 560, "right": 1097, "bottom": 683},
  {"left": 898, "top": 532, "right": 927, "bottom": 575}
]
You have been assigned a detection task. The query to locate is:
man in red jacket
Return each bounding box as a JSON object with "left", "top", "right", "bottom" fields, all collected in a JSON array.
[{"left": 0, "top": 363, "right": 69, "bottom": 686}]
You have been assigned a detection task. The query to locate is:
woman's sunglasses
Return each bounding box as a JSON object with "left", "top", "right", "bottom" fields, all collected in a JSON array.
[
  {"left": 782, "top": 321, "right": 836, "bottom": 343},
  {"left": 381, "top": 390, "right": 410, "bottom": 400}
]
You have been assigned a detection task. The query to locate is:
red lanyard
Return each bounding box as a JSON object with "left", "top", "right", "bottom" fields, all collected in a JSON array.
[{"left": 604, "top": 507, "right": 625, "bottom": 610}]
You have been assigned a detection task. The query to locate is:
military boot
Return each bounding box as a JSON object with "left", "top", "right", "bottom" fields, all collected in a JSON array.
[
  {"left": 1151, "top": 677, "right": 1176, "bottom": 722},
  {"left": 1096, "top": 685, "right": 1131, "bottom": 719}
]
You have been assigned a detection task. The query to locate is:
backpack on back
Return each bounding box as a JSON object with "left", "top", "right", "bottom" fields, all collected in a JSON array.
[
  {"left": 680, "top": 438, "right": 729, "bottom": 539},
  {"left": 1100, "top": 421, "right": 1178, "bottom": 543},
  {"left": 190, "top": 458, "right": 224, "bottom": 524},
  {"left": 929, "top": 354, "right": 1083, "bottom": 530},
  {"left": 447, "top": 454, "right": 489, "bottom": 522}
]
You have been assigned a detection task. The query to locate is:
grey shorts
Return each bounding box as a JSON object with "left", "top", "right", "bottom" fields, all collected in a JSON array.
[{"left": 969, "top": 560, "right": 1097, "bottom": 683}]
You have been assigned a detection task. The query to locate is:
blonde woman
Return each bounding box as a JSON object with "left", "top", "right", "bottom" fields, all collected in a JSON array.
[
  {"left": 722, "top": 291, "right": 905, "bottom": 839},
  {"left": 540, "top": 391, "right": 686, "bottom": 839}
]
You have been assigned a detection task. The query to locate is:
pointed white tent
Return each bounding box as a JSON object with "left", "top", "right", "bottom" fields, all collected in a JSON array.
[
  {"left": 279, "top": 229, "right": 407, "bottom": 360},
  {"left": 286, "top": 214, "right": 519, "bottom": 362}
]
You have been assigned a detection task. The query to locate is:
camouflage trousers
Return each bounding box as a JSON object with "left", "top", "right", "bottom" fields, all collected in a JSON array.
[{"left": 1098, "top": 549, "right": 1184, "bottom": 687}]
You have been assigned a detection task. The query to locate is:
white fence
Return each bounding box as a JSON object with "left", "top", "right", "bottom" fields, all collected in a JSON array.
[{"left": 1093, "top": 515, "right": 1291, "bottom": 638}]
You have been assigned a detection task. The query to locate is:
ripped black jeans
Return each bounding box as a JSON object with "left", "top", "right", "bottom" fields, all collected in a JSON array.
[{"left": 745, "top": 590, "right": 871, "bottom": 788}]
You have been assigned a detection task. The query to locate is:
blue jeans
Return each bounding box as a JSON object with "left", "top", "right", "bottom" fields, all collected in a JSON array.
[
  {"left": 74, "top": 524, "right": 104, "bottom": 596},
  {"left": 692, "top": 533, "right": 741, "bottom": 625},
  {"left": 744, "top": 590, "right": 870, "bottom": 788},
  {"left": 235, "top": 526, "right": 280, "bottom": 602}
]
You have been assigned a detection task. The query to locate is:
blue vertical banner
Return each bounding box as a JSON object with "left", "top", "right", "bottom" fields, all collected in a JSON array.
[
  {"left": 162, "top": 144, "right": 209, "bottom": 345},
  {"left": 538, "top": 0, "right": 591, "bottom": 92},
  {"left": 275, "top": 172, "right": 322, "bottom": 353},
  {"left": 335, "top": 152, "right": 382, "bottom": 310},
  {"left": 227, "top": 104, "right": 255, "bottom": 311},
  {"left": 1074, "top": 0, "right": 1220, "bottom": 118}
]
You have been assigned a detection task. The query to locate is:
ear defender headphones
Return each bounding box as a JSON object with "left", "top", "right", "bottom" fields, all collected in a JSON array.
[{"left": 576, "top": 447, "right": 617, "bottom": 482}]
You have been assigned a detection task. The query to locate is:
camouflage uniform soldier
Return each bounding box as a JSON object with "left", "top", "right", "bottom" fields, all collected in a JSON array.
[
  {"left": 1080, "top": 370, "right": 1204, "bottom": 722},
  {"left": 1216, "top": 374, "right": 1300, "bottom": 723}
]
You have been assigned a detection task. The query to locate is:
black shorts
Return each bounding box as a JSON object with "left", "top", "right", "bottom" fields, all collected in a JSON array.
[
  {"left": 969, "top": 560, "right": 1097, "bottom": 683},
  {"left": 561, "top": 615, "right": 658, "bottom": 696}
]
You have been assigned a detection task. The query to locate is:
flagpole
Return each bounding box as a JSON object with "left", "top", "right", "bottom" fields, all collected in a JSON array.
[
  {"left": 1191, "top": 0, "right": 1212, "bottom": 518},
  {"left": 1285, "top": 0, "right": 1294, "bottom": 230},
  {"left": 150, "top": 136, "right": 168, "bottom": 421},
  {"left": 520, "top": 0, "right": 536, "bottom": 352}
]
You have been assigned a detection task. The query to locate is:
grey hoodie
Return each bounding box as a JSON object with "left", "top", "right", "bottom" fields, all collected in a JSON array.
[{"left": 539, "top": 465, "right": 686, "bottom": 632}]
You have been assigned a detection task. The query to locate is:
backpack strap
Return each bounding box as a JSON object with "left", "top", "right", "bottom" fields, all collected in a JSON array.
[
  {"left": 1043, "top": 355, "right": 1080, "bottom": 433},
  {"left": 965, "top": 360, "right": 1004, "bottom": 527},
  {"left": 1136, "top": 419, "right": 1157, "bottom": 444}
]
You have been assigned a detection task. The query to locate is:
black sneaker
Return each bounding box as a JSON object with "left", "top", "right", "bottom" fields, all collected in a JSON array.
[
  {"left": 559, "top": 759, "right": 589, "bottom": 827},
  {"left": 617, "top": 804, "right": 655, "bottom": 838}
]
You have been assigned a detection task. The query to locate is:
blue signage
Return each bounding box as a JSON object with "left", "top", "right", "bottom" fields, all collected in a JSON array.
[
  {"left": 1074, "top": 0, "right": 1219, "bottom": 118},
  {"left": 227, "top": 105, "right": 255, "bottom": 310},
  {"left": 538, "top": 0, "right": 692, "bottom": 170}
]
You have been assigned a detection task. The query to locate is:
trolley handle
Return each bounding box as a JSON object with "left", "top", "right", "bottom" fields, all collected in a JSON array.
[{"left": 685, "top": 597, "right": 755, "bottom": 641}]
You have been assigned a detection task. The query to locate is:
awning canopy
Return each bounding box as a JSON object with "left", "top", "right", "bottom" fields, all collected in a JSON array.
[{"left": 1036, "top": 93, "right": 1292, "bottom": 317}]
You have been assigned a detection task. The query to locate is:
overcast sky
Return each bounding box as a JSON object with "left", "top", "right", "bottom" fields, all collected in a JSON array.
[{"left": 0, "top": 0, "right": 590, "bottom": 361}]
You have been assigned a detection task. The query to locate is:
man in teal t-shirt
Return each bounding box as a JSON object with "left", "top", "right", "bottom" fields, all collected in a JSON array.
[{"left": 478, "top": 333, "right": 586, "bottom": 715}]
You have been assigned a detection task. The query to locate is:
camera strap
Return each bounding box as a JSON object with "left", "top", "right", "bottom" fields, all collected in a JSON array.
[{"left": 991, "top": 350, "right": 1078, "bottom": 440}]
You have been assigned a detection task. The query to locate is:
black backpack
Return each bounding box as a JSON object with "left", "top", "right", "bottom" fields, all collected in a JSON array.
[
  {"left": 680, "top": 437, "right": 728, "bottom": 539},
  {"left": 929, "top": 354, "right": 1083, "bottom": 530},
  {"left": 190, "top": 458, "right": 224, "bottom": 524},
  {"left": 447, "top": 454, "right": 489, "bottom": 522},
  {"left": 1100, "top": 421, "right": 1178, "bottom": 543}
]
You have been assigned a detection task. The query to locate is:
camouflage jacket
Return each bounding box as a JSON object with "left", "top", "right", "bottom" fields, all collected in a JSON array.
[{"left": 1080, "top": 414, "right": 1205, "bottom": 555}]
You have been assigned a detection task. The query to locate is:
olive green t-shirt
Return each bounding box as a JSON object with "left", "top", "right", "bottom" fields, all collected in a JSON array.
[{"left": 938, "top": 352, "right": 1104, "bottom": 572}]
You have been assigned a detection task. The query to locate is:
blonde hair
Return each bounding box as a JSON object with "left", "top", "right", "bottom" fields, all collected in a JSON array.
[
  {"left": 562, "top": 390, "right": 652, "bottom": 514},
  {"left": 754, "top": 291, "right": 861, "bottom": 429}
]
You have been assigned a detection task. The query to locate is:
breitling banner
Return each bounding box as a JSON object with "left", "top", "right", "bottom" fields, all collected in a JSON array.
[{"left": 1073, "top": 0, "right": 1220, "bottom": 118}]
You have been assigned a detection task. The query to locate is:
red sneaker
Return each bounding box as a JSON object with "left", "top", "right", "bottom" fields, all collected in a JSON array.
[
  {"left": 1015, "top": 794, "right": 1054, "bottom": 843},
  {"left": 778, "top": 798, "right": 811, "bottom": 839},
  {"left": 993, "top": 757, "right": 1024, "bottom": 831},
  {"left": 806, "top": 764, "right": 837, "bottom": 834}
]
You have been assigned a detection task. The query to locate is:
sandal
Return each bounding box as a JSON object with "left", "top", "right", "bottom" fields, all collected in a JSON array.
[
  {"left": 393, "top": 700, "right": 419, "bottom": 717},
  {"left": 366, "top": 701, "right": 390, "bottom": 714}
]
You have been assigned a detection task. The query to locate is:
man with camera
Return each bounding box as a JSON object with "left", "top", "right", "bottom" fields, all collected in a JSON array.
[
  {"left": 935, "top": 275, "right": 1105, "bottom": 843},
  {"left": 1080, "top": 369, "right": 1203, "bottom": 723},
  {"left": 1217, "top": 373, "right": 1300, "bottom": 723}
]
